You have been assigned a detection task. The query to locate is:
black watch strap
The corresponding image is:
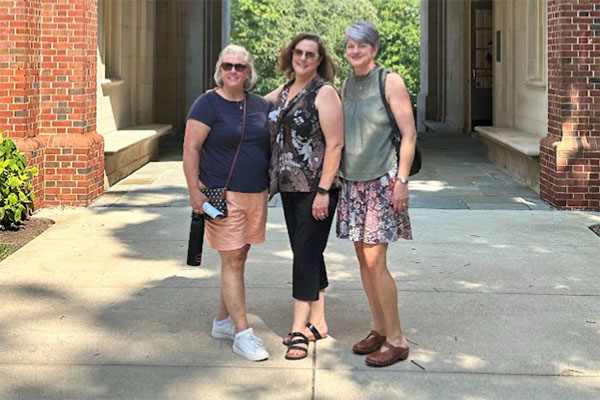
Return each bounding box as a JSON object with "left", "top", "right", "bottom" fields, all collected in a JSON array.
[{"left": 316, "top": 186, "right": 329, "bottom": 195}]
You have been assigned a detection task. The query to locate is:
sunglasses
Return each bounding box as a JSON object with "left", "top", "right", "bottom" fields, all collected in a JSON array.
[
  {"left": 221, "top": 62, "right": 248, "bottom": 72},
  {"left": 292, "top": 48, "right": 317, "bottom": 60}
]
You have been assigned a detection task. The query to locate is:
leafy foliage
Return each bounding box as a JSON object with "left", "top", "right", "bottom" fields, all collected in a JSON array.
[
  {"left": 0, "top": 243, "right": 12, "bottom": 262},
  {"left": 0, "top": 134, "right": 38, "bottom": 229},
  {"left": 372, "top": 0, "right": 421, "bottom": 96},
  {"left": 231, "top": 0, "right": 378, "bottom": 93},
  {"left": 230, "top": 0, "right": 420, "bottom": 95}
]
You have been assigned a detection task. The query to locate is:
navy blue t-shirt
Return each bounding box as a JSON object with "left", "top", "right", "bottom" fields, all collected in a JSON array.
[{"left": 187, "top": 91, "right": 270, "bottom": 193}]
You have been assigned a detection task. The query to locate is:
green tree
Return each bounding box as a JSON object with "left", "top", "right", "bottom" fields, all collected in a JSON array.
[
  {"left": 230, "top": 0, "right": 420, "bottom": 96},
  {"left": 231, "top": 0, "right": 378, "bottom": 94},
  {"left": 371, "top": 0, "right": 421, "bottom": 96}
]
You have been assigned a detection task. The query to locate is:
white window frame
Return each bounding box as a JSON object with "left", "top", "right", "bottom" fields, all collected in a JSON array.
[{"left": 526, "top": 0, "right": 547, "bottom": 90}]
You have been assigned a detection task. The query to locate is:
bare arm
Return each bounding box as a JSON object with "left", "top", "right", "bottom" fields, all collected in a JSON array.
[
  {"left": 264, "top": 84, "right": 284, "bottom": 104},
  {"left": 182, "top": 118, "right": 211, "bottom": 213},
  {"left": 312, "top": 84, "right": 344, "bottom": 220},
  {"left": 386, "top": 72, "right": 417, "bottom": 211}
]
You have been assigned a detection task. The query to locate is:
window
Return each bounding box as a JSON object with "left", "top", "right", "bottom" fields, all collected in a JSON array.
[
  {"left": 526, "top": 0, "right": 546, "bottom": 88},
  {"left": 100, "top": 0, "right": 122, "bottom": 80}
]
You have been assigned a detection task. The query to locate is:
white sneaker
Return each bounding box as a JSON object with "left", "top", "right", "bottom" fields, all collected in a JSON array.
[
  {"left": 211, "top": 317, "right": 235, "bottom": 340},
  {"left": 233, "top": 328, "right": 269, "bottom": 361}
]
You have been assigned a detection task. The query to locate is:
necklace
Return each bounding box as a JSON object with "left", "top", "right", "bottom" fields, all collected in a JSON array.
[{"left": 355, "top": 66, "right": 376, "bottom": 92}]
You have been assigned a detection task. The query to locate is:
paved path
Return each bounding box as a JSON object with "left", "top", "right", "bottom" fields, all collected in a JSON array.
[{"left": 1, "top": 133, "right": 599, "bottom": 399}]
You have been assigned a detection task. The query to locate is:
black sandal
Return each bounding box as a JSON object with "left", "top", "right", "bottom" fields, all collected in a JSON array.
[
  {"left": 306, "top": 322, "right": 328, "bottom": 341},
  {"left": 282, "top": 322, "right": 329, "bottom": 346},
  {"left": 285, "top": 332, "right": 309, "bottom": 360}
]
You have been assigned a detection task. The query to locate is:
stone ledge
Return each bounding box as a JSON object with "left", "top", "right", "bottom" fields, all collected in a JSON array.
[
  {"left": 423, "top": 120, "right": 458, "bottom": 134},
  {"left": 474, "top": 126, "right": 541, "bottom": 156},
  {"left": 104, "top": 124, "right": 174, "bottom": 186}
]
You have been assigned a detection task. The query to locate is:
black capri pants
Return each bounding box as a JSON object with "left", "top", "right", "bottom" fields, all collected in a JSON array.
[{"left": 281, "top": 190, "right": 339, "bottom": 301}]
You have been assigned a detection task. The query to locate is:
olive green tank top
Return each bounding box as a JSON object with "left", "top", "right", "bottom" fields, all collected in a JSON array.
[{"left": 340, "top": 66, "right": 396, "bottom": 181}]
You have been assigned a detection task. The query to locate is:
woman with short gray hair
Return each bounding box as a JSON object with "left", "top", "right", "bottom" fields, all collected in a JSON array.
[{"left": 336, "top": 21, "right": 417, "bottom": 367}]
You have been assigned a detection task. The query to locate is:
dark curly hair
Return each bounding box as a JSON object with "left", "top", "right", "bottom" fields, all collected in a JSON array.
[{"left": 278, "top": 33, "right": 336, "bottom": 83}]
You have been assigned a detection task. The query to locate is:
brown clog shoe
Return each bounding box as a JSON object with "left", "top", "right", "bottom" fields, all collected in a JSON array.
[
  {"left": 365, "top": 341, "right": 409, "bottom": 367},
  {"left": 352, "top": 330, "right": 386, "bottom": 355}
]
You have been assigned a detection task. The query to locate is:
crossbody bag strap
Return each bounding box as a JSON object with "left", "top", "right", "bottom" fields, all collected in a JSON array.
[{"left": 223, "top": 95, "right": 247, "bottom": 193}]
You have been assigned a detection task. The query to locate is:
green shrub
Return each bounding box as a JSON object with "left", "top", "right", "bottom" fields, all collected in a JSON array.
[
  {"left": 0, "top": 133, "right": 38, "bottom": 229},
  {"left": 0, "top": 243, "right": 12, "bottom": 261}
]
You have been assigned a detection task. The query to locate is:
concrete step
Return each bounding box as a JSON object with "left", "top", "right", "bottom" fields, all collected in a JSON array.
[{"left": 104, "top": 124, "right": 175, "bottom": 186}]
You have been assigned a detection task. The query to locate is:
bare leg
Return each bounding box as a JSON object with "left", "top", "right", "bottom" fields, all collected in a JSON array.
[
  {"left": 307, "top": 290, "right": 328, "bottom": 335},
  {"left": 219, "top": 244, "right": 250, "bottom": 333},
  {"left": 217, "top": 290, "right": 228, "bottom": 321},
  {"left": 360, "top": 242, "right": 409, "bottom": 349},
  {"left": 286, "top": 299, "right": 311, "bottom": 357},
  {"left": 354, "top": 241, "right": 386, "bottom": 335}
]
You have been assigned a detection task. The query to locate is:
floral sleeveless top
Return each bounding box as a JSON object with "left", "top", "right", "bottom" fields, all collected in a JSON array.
[{"left": 268, "top": 76, "right": 340, "bottom": 194}]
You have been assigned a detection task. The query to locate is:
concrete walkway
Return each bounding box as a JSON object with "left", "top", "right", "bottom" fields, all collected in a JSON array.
[{"left": 1, "top": 133, "right": 599, "bottom": 399}]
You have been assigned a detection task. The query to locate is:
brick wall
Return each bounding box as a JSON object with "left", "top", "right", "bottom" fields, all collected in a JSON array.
[
  {"left": 540, "top": 0, "right": 600, "bottom": 210},
  {"left": 0, "top": 0, "right": 104, "bottom": 207}
]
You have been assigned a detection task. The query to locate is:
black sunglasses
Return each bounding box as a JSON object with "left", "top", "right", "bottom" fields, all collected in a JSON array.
[
  {"left": 222, "top": 62, "right": 248, "bottom": 72},
  {"left": 292, "top": 48, "right": 317, "bottom": 60}
]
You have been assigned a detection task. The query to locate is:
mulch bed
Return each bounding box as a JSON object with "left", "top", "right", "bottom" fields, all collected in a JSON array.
[{"left": 0, "top": 218, "right": 55, "bottom": 262}]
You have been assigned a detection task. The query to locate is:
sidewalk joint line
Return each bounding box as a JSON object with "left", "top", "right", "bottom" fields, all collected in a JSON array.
[{"left": 311, "top": 343, "right": 317, "bottom": 400}]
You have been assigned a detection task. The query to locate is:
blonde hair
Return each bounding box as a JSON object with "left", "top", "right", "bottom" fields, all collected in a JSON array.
[{"left": 213, "top": 44, "right": 258, "bottom": 90}]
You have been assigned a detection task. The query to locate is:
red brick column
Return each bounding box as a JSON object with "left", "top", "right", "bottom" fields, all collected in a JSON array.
[
  {"left": 38, "top": 0, "right": 104, "bottom": 206},
  {"left": 540, "top": 0, "right": 600, "bottom": 210},
  {"left": 1, "top": 0, "right": 103, "bottom": 208},
  {"left": 0, "top": 0, "right": 45, "bottom": 208}
]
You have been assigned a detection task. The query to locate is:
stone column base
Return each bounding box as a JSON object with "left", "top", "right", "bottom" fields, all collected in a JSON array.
[{"left": 540, "top": 135, "right": 600, "bottom": 210}]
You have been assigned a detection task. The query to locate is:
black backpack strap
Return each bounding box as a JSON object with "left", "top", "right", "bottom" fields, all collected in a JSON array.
[
  {"left": 378, "top": 68, "right": 401, "bottom": 158},
  {"left": 378, "top": 68, "right": 422, "bottom": 177}
]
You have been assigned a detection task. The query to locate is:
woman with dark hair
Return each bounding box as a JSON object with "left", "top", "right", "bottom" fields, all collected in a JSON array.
[
  {"left": 265, "top": 33, "right": 343, "bottom": 360},
  {"left": 183, "top": 44, "right": 271, "bottom": 362},
  {"left": 337, "top": 21, "right": 417, "bottom": 367}
]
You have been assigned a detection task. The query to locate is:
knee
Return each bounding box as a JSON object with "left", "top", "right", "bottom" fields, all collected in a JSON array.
[
  {"left": 359, "top": 257, "right": 384, "bottom": 273},
  {"left": 223, "top": 253, "right": 247, "bottom": 273}
]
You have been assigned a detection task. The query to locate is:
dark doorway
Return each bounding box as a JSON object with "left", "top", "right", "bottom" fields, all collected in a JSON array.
[{"left": 471, "top": 0, "right": 493, "bottom": 127}]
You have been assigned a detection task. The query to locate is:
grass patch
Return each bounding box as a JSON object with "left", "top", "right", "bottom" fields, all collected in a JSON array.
[{"left": 0, "top": 243, "right": 13, "bottom": 262}]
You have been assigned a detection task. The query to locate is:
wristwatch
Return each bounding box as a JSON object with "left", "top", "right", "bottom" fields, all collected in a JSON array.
[
  {"left": 316, "top": 186, "right": 329, "bottom": 195},
  {"left": 397, "top": 177, "right": 409, "bottom": 184}
]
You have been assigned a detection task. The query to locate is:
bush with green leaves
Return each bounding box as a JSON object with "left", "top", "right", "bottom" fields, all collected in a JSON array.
[{"left": 0, "top": 133, "right": 38, "bottom": 228}]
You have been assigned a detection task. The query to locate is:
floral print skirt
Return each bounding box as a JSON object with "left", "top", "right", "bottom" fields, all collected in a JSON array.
[{"left": 336, "top": 169, "right": 412, "bottom": 244}]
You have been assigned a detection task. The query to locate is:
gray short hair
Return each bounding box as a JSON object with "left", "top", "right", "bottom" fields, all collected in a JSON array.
[
  {"left": 213, "top": 44, "right": 258, "bottom": 90},
  {"left": 345, "top": 21, "right": 379, "bottom": 49}
]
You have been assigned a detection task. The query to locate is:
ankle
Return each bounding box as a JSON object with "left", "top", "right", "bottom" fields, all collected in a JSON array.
[
  {"left": 308, "top": 318, "right": 326, "bottom": 327},
  {"left": 387, "top": 335, "right": 409, "bottom": 348}
]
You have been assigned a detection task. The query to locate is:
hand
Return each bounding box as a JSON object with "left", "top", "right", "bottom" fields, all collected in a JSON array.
[
  {"left": 392, "top": 181, "right": 409, "bottom": 212},
  {"left": 190, "top": 189, "right": 208, "bottom": 214},
  {"left": 312, "top": 192, "right": 330, "bottom": 220}
]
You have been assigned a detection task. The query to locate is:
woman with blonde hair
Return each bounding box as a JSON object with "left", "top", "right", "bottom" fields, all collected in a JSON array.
[{"left": 183, "top": 44, "right": 271, "bottom": 361}]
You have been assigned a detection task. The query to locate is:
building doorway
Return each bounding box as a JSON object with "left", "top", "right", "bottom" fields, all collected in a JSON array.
[{"left": 470, "top": 0, "right": 493, "bottom": 128}]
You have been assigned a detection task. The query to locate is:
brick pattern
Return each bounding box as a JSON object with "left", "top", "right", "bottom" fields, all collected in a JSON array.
[
  {"left": 0, "top": 0, "right": 41, "bottom": 138},
  {"left": 42, "top": 133, "right": 104, "bottom": 206},
  {"left": 1, "top": 0, "right": 104, "bottom": 207},
  {"left": 541, "top": 0, "right": 600, "bottom": 210}
]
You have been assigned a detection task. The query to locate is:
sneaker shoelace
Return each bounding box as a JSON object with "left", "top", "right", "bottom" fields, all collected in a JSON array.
[{"left": 246, "top": 334, "right": 265, "bottom": 350}]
